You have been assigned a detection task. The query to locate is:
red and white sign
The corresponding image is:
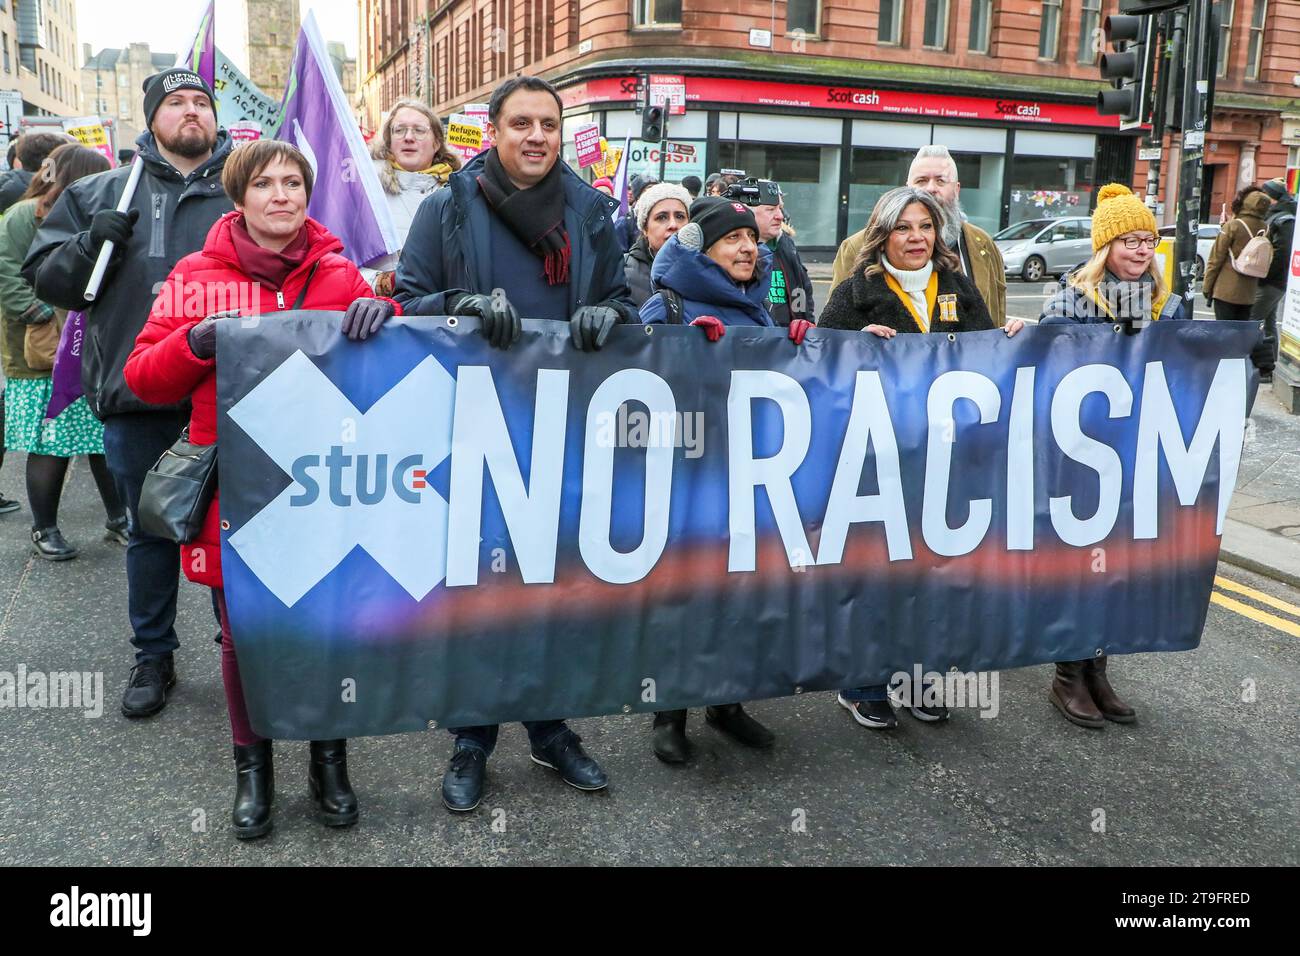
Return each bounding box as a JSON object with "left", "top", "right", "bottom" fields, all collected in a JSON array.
[
  {"left": 649, "top": 74, "right": 686, "bottom": 116},
  {"left": 229, "top": 120, "right": 263, "bottom": 144},
  {"left": 573, "top": 123, "right": 604, "bottom": 168},
  {"left": 561, "top": 76, "right": 1122, "bottom": 129}
]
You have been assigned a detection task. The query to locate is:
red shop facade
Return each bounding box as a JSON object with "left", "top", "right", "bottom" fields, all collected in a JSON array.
[{"left": 554, "top": 70, "right": 1134, "bottom": 253}]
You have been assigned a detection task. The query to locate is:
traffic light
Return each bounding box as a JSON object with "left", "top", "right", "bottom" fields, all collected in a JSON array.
[
  {"left": 641, "top": 105, "right": 664, "bottom": 142},
  {"left": 1098, "top": 14, "right": 1154, "bottom": 129},
  {"left": 1118, "top": 0, "right": 1186, "bottom": 13}
]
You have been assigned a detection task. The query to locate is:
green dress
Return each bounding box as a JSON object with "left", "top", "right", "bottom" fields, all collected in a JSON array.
[{"left": 0, "top": 199, "right": 105, "bottom": 457}]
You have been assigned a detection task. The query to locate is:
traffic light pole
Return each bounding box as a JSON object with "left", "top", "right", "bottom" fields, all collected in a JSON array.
[
  {"left": 659, "top": 110, "right": 669, "bottom": 183},
  {"left": 1172, "top": 0, "right": 1211, "bottom": 302}
]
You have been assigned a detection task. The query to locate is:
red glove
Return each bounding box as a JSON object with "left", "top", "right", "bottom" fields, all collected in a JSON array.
[
  {"left": 690, "top": 315, "right": 726, "bottom": 342},
  {"left": 788, "top": 319, "right": 813, "bottom": 345}
]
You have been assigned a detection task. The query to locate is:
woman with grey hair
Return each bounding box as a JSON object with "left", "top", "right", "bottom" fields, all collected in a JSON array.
[{"left": 814, "top": 186, "right": 1022, "bottom": 728}]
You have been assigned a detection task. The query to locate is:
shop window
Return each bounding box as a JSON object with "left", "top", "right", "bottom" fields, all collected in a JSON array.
[
  {"left": 968, "top": 0, "right": 991, "bottom": 54},
  {"left": 1039, "top": 0, "right": 1062, "bottom": 60},
  {"left": 1217, "top": 0, "right": 1234, "bottom": 78},
  {"left": 720, "top": 141, "right": 842, "bottom": 247},
  {"left": 923, "top": 0, "right": 949, "bottom": 50},
  {"left": 1078, "top": 0, "right": 1102, "bottom": 65},
  {"left": 847, "top": 146, "right": 915, "bottom": 238},
  {"left": 788, "top": 0, "right": 821, "bottom": 35},
  {"left": 1009, "top": 155, "right": 1095, "bottom": 224},
  {"left": 879, "top": 0, "right": 904, "bottom": 45},
  {"left": 1245, "top": 0, "right": 1265, "bottom": 80},
  {"left": 633, "top": 0, "right": 681, "bottom": 27},
  {"left": 949, "top": 152, "right": 1004, "bottom": 236}
]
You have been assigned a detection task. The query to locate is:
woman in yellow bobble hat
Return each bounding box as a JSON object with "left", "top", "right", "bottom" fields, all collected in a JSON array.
[{"left": 1037, "top": 183, "right": 1187, "bottom": 730}]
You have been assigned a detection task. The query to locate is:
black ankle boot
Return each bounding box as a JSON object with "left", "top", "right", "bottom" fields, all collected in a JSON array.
[
  {"left": 705, "top": 702, "right": 776, "bottom": 749},
  {"left": 309, "top": 739, "right": 358, "bottom": 826},
  {"left": 232, "top": 740, "right": 273, "bottom": 840},
  {"left": 652, "top": 710, "right": 690, "bottom": 764},
  {"left": 31, "top": 527, "right": 78, "bottom": 561}
]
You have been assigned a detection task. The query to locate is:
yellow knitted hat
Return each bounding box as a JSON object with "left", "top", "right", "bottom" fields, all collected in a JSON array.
[{"left": 1091, "top": 183, "right": 1157, "bottom": 251}]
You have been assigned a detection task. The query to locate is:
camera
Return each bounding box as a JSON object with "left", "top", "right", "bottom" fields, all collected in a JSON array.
[{"left": 724, "top": 177, "right": 782, "bottom": 207}]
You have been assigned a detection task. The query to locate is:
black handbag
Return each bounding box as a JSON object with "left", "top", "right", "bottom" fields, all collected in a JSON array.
[{"left": 137, "top": 426, "right": 218, "bottom": 544}]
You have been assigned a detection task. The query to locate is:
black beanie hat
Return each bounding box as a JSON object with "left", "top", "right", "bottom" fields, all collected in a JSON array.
[
  {"left": 142, "top": 69, "right": 217, "bottom": 129},
  {"left": 681, "top": 197, "right": 758, "bottom": 251},
  {"left": 1261, "top": 178, "right": 1288, "bottom": 201}
]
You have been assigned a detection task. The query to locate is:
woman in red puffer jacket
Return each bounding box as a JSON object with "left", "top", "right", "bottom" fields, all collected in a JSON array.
[{"left": 124, "top": 140, "right": 400, "bottom": 841}]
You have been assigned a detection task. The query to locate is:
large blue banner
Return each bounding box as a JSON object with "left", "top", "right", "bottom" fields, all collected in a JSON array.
[{"left": 216, "top": 317, "right": 1258, "bottom": 739}]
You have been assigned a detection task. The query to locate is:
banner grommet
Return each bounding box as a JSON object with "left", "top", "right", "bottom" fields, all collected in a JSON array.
[
  {"left": 220, "top": 519, "right": 230, "bottom": 530},
  {"left": 946, "top": 333, "right": 956, "bottom": 342},
  {"left": 446, "top": 316, "right": 459, "bottom": 328},
  {"left": 427, "top": 719, "right": 438, "bottom": 730},
  {"left": 644, "top": 326, "right": 654, "bottom": 335}
]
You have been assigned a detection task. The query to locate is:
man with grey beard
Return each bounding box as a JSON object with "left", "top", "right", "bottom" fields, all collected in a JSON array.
[{"left": 832, "top": 145, "right": 1006, "bottom": 326}]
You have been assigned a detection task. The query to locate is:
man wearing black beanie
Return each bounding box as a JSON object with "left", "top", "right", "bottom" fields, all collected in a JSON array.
[{"left": 24, "top": 67, "right": 234, "bottom": 720}]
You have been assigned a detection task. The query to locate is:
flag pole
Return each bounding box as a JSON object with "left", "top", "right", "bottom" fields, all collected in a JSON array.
[{"left": 83, "top": 157, "right": 143, "bottom": 302}]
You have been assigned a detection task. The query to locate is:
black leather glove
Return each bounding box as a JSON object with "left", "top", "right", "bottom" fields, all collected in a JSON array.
[
  {"left": 451, "top": 291, "right": 521, "bottom": 350},
  {"left": 89, "top": 208, "right": 139, "bottom": 249},
  {"left": 569, "top": 304, "right": 620, "bottom": 352},
  {"left": 341, "top": 297, "right": 395, "bottom": 341},
  {"left": 187, "top": 315, "right": 220, "bottom": 360}
]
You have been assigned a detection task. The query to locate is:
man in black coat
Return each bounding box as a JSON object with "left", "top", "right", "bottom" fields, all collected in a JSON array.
[
  {"left": 395, "top": 75, "right": 633, "bottom": 813},
  {"left": 729, "top": 179, "right": 815, "bottom": 327},
  {"left": 24, "top": 69, "right": 234, "bottom": 719}
]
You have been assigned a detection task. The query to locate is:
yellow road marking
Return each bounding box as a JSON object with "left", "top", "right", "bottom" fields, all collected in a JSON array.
[
  {"left": 1214, "top": 575, "right": 1300, "bottom": 620},
  {"left": 1209, "top": 592, "right": 1300, "bottom": 638}
]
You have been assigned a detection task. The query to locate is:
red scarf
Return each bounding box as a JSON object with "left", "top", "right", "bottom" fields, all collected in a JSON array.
[{"left": 230, "top": 216, "right": 310, "bottom": 291}]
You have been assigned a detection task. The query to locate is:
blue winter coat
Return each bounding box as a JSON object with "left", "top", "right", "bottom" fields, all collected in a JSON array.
[
  {"left": 393, "top": 151, "right": 637, "bottom": 323},
  {"left": 638, "top": 234, "right": 774, "bottom": 327},
  {"left": 1039, "top": 272, "right": 1188, "bottom": 325}
]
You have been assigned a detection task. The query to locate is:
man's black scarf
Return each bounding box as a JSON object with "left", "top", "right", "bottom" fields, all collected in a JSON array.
[{"left": 476, "top": 148, "right": 571, "bottom": 285}]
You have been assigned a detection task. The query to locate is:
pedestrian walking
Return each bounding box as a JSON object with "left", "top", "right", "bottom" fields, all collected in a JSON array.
[
  {"left": 124, "top": 140, "right": 398, "bottom": 839},
  {"left": 1038, "top": 183, "right": 1189, "bottom": 727},
  {"left": 395, "top": 75, "right": 635, "bottom": 812},
  {"left": 24, "top": 68, "right": 236, "bottom": 719},
  {"left": 361, "top": 98, "right": 460, "bottom": 297},
  {"left": 623, "top": 181, "right": 691, "bottom": 306},
  {"left": 0, "top": 144, "right": 125, "bottom": 559},
  {"left": 1251, "top": 178, "right": 1295, "bottom": 381},
  {"left": 816, "top": 185, "right": 1023, "bottom": 728},
  {"left": 1203, "top": 185, "right": 1270, "bottom": 332}
]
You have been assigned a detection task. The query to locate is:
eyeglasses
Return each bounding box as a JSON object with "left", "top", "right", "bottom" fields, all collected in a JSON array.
[
  {"left": 392, "top": 125, "right": 433, "bottom": 139},
  {"left": 1119, "top": 235, "right": 1159, "bottom": 249}
]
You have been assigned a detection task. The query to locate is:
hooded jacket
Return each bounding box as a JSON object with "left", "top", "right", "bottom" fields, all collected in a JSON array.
[
  {"left": 1264, "top": 195, "right": 1297, "bottom": 291},
  {"left": 122, "top": 212, "right": 397, "bottom": 589},
  {"left": 0, "top": 169, "right": 33, "bottom": 215},
  {"left": 817, "top": 261, "right": 992, "bottom": 334},
  {"left": 638, "top": 233, "right": 774, "bottom": 327},
  {"left": 393, "top": 150, "right": 637, "bottom": 323},
  {"left": 1203, "top": 190, "right": 1271, "bottom": 305},
  {"left": 23, "top": 129, "right": 235, "bottom": 418}
]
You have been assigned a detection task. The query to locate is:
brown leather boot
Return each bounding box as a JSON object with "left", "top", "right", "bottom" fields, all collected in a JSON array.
[
  {"left": 1051, "top": 660, "right": 1105, "bottom": 729},
  {"left": 1084, "top": 655, "right": 1137, "bottom": 723}
]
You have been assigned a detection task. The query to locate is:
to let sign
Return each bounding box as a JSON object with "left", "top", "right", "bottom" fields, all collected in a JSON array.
[{"left": 649, "top": 74, "right": 686, "bottom": 115}]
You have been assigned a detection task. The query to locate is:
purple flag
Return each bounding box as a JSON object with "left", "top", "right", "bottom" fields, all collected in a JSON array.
[
  {"left": 180, "top": 1, "right": 216, "bottom": 89},
  {"left": 44, "top": 311, "right": 85, "bottom": 422},
  {"left": 612, "top": 134, "right": 633, "bottom": 223},
  {"left": 274, "top": 12, "right": 397, "bottom": 266}
]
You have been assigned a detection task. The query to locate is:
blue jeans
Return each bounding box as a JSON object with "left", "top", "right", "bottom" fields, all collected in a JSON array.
[
  {"left": 450, "top": 721, "right": 569, "bottom": 756},
  {"left": 102, "top": 409, "right": 189, "bottom": 661},
  {"left": 840, "top": 684, "right": 888, "bottom": 703}
]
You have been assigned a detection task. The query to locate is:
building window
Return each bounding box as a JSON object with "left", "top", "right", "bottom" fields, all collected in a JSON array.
[
  {"left": 1039, "top": 0, "right": 1062, "bottom": 59},
  {"left": 118, "top": 72, "right": 128, "bottom": 87},
  {"left": 788, "top": 0, "right": 821, "bottom": 34},
  {"left": 1217, "top": 0, "right": 1234, "bottom": 78},
  {"left": 879, "top": 0, "right": 904, "bottom": 44},
  {"left": 968, "top": 0, "right": 991, "bottom": 53},
  {"left": 1, "top": 34, "right": 8, "bottom": 74},
  {"left": 1245, "top": 0, "right": 1265, "bottom": 80},
  {"left": 923, "top": 0, "right": 949, "bottom": 49},
  {"left": 1078, "top": 0, "right": 1103, "bottom": 64},
  {"left": 633, "top": 0, "right": 681, "bottom": 27}
]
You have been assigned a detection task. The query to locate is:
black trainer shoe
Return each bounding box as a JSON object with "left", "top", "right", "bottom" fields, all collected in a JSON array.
[
  {"left": 889, "top": 684, "right": 951, "bottom": 722},
  {"left": 104, "top": 514, "right": 129, "bottom": 546},
  {"left": 0, "top": 494, "right": 19, "bottom": 515},
  {"left": 121, "top": 655, "right": 176, "bottom": 718},
  {"left": 837, "top": 694, "right": 897, "bottom": 729},
  {"left": 441, "top": 743, "right": 487, "bottom": 813},
  {"left": 530, "top": 729, "right": 609, "bottom": 791},
  {"left": 31, "top": 527, "right": 79, "bottom": 561}
]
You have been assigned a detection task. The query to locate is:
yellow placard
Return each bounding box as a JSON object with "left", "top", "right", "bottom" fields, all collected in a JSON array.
[
  {"left": 65, "top": 123, "right": 108, "bottom": 148},
  {"left": 446, "top": 121, "right": 483, "bottom": 150}
]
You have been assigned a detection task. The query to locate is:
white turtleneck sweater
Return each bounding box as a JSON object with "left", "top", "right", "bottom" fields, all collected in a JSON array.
[{"left": 881, "top": 257, "right": 934, "bottom": 329}]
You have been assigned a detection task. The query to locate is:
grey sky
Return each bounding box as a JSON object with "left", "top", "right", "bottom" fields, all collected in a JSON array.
[{"left": 76, "top": 0, "right": 358, "bottom": 72}]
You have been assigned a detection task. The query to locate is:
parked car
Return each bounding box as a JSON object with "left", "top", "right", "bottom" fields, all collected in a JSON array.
[
  {"left": 994, "top": 217, "right": 1094, "bottom": 282},
  {"left": 1157, "top": 223, "right": 1218, "bottom": 280}
]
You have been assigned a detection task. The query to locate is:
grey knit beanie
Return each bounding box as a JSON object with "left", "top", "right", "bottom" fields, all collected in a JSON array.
[{"left": 635, "top": 182, "right": 693, "bottom": 232}]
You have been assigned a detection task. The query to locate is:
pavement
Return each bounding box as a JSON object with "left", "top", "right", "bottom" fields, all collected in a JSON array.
[{"left": 0, "top": 346, "right": 1297, "bottom": 865}]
